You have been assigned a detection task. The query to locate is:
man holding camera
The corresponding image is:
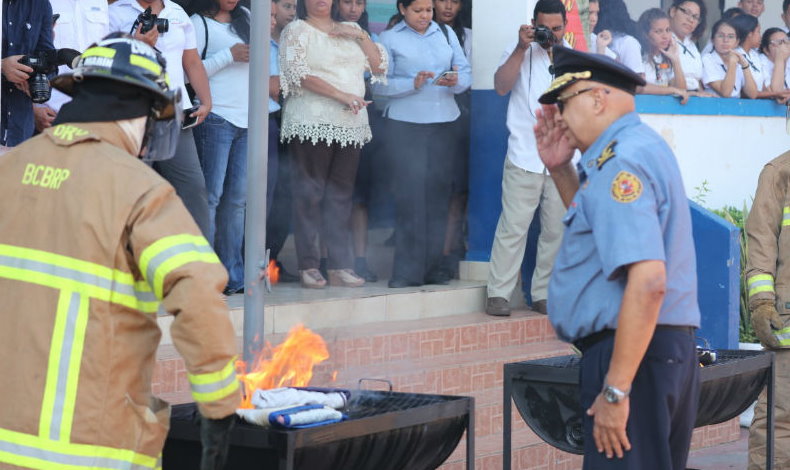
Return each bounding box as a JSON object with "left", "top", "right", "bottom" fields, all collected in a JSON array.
[
  {"left": 1, "top": 0, "right": 54, "bottom": 147},
  {"left": 485, "top": 0, "right": 569, "bottom": 317},
  {"left": 109, "top": 0, "right": 213, "bottom": 236}
]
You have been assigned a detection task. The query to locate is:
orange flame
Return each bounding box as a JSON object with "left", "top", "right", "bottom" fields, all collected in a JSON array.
[
  {"left": 267, "top": 260, "right": 280, "bottom": 285},
  {"left": 235, "top": 324, "right": 330, "bottom": 408}
]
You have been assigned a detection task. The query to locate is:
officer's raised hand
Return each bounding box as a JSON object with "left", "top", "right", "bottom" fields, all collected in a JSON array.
[
  {"left": 534, "top": 104, "right": 575, "bottom": 170},
  {"left": 751, "top": 299, "right": 786, "bottom": 349}
]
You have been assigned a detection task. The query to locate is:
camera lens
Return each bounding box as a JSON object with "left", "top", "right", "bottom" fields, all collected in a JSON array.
[
  {"left": 156, "top": 18, "right": 169, "bottom": 34},
  {"left": 30, "top": 74, "right": 51, "bottom": 104}
]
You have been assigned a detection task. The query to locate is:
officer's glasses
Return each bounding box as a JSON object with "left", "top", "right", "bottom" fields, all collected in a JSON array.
[{"left": 556, "top": 87, "right": 595, "bottom": 113}]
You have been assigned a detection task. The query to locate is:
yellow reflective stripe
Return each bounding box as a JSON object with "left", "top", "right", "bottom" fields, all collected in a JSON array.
[
  {"left": 82, "top": 46, "right": 116, "bottom": 59},
  {"left": 777, "top": 327, "right": 790, "bottom": 346},
  {"left": 139, "top": 235, "right": 219, "bottom": 299},
  {"left": 60, "top": 295, "right": 90, "bottom": 442},
  {"left": 747, "top": 274, "right": 775, "bottom": 297},
  {"left": 783, "top": 206, "right": 790, "bottom": 226},
  {"left": 0, "top": 244, "right": 159, "bottom": 313},
  {"left": 188, "top": 358, "right": 239, "bottom": 403},
  {"left": 39, "top": 291, "right": 72, "bottom": 440},
  {"left": 0, "top": 427, "right": 158, "bottom": 470},
  {"left": 129, "top": 54, "right": 162, "bottom": 76}
]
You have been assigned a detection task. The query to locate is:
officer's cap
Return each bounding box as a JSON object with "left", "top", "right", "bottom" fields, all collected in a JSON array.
[{"left": 539, "top": 46, "right": 646, "bottom": 105}]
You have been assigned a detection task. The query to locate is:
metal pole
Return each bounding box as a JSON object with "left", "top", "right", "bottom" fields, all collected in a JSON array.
[{"left": 243, "top": 0, "right": 271, "bottom": 363}]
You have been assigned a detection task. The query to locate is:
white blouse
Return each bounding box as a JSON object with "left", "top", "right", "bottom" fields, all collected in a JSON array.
[
  {"left": 279, "top": 19, "right": 388, "bottom": 147},
  {"left": 610, "top": 34, "right": 645, "bottom": 74},
  {"left": 674, "top": 34, "right": 703, "bottom": 90},
  {"left": 759, "top": 52, "right": 790, "bottom": 90},
  {"left": 702, "top": 51, "right": 744, "bottom": 97},
  {"left": 642, "top": 53, "right": 676, "bottom": 86}
]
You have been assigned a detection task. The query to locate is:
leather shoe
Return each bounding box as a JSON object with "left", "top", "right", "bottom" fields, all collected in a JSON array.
[
  {"left": 424, "top": 270, "right": 450, "bottom": 285},
  {"left": 276, "top": 261, "right": 299, "bottom": 283},
  {"left": 485, "top": 297, "right": 511, "bottom": 317},
  {"left": 531, "top": 299, "right": 548, "bottom": 315},
  {"left": 388, "top": 278, "right": 422, "bottom": 288}
]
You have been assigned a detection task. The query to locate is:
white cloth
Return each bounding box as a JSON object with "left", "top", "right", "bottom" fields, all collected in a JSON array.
[
  {"left": 702, "top": 51, "right": 744, "bottom": 97},
  {"left": 499, "top": 41, "right": 561, "bottom": 173},
  {"left": 109, "top": 0, "right": 197, "bottom": 110},
  {"left": 674, "top": 34, "right": 704, "bottom": 90},
  {"left": 588, "top": 33, "right": 617, "bottom": 59},
  {"left": 609, "top": 33, "right": 645, "bottom": 74},
  {"left": 48, "top": 0, "right": 109, "bottom": 112},
  {"left": 250, "top": 387, "right": 348, "bottom": 410},
  {"left": 279, "top": 19, "right": 387, "bottom": 147},
  {"left": 190, "top": 11, "right": 250, "bottom": 128},
  {"left": 759, "top": 52, "right": 790, "bottom": 90}
]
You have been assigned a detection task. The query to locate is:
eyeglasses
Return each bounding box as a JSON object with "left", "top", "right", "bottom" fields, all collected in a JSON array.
[
  {"left": 771, "top": 38, "right": 790, "bottom": 46},
  {"left": 556, "top": 87, "right": 595, "bottom": 113},
  {"left": 676, "top": 6, "right": 701, "bottom": 23},
  {"left": 715, "top": 33, "right": 737, "bottom": 40}
]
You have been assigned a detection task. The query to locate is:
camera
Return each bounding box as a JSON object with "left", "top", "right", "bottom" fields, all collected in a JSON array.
[
  {"left": 132, "top": 7, "right": 169, "bottom": 35},
  {"left": 19, "top": 49, "right": 81, "bottom": 104},
  {"left": 534, "top": 25, "right": 554, "bottom": 47}
]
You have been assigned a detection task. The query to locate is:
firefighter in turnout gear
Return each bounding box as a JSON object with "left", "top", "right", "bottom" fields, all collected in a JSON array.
[
  {"left": 0, "top": 35, "right": 240, "bottom": 470},
  {"left": 746, "top": 150, "right": 790, "bottom": 470}
]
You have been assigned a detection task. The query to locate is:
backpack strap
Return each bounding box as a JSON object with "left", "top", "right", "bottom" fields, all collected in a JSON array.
[
  {"left": 438, "top": 22, "right": 450, "bottom": 45},
  {"left": 200, "top": 15, "right": 209, "bottom": 60}
]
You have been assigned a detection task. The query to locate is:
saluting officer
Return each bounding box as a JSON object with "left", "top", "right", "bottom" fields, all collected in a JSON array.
[{"left": 533, "top": 47, "right": 701, "bottom": 470}]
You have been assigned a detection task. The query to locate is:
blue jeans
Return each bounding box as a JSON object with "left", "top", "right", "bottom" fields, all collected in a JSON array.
[{"left": 194, "top": 113, "right": 248, "bottom": 290}]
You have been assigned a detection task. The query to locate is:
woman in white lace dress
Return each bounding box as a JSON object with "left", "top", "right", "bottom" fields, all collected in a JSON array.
[{"left": 279, "top": 0, "right": 387, "bottom": 289}]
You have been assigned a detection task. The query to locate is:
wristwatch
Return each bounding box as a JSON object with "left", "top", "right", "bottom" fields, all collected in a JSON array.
[{"left": 602, "top": 384, "right": 629, "bottom": 404}]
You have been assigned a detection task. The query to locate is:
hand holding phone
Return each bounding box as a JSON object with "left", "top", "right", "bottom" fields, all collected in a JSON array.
[
  {"left": 433, "top": 70, "right": 457, "bottom": 85},
  {"left": 182, "top": 105, "right": 200, "bottom": 129}
]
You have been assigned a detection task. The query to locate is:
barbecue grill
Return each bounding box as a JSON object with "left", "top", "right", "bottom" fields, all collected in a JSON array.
[
  {"left": 502, "top": 349, "right": 775, "bottom": 470},
  {"left": 164, "top": 389, "right": 475, "bottom": 470}
]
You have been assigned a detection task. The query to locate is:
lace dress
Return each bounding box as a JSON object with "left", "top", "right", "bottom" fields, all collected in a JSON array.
[{"left": 279, "top": 20, "right": 388, "bottom": 148}]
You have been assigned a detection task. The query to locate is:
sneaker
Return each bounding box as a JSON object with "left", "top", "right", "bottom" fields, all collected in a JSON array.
[
  {"left": 300, "top": 269, "right": 327, "bottom": 289},
  {"left": 354, "top": 257, "right": 378, "bottom": 282},
  {"left": 531, "top": 299, "right": 548, "bottom": 315},
  {"left": 222, "top": 286, "right": 244, "bottom": 296},
  {"left": 485, "top": 297, "right": 511, "bottom": 317},
  {"left": 327, "top": 269, "right": 365, "bottom": 287}
]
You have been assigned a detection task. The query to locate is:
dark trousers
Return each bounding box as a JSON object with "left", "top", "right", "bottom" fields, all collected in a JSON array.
[
  {"left": 386, "top": 119, "right": 454, "bottom": 283},
  {"left": 267, "top": 137, "right": 292, "bottom": 261},
  {"left": 579, "top": 328, "right": 700, "bottom": 470},
  {"left": 155, "top": 128, "right": 210, "bottom": 237},
  {"left": 290, "top": 139, "right": 360, "bottom": 270}
]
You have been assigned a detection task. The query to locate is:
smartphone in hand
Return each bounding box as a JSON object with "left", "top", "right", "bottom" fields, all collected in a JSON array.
[
  {"left": 433, "top": 70, "right": 457, "bottom": 84},
  {"left": 182, "top": 105, "right": 200, "bottom": 129}
]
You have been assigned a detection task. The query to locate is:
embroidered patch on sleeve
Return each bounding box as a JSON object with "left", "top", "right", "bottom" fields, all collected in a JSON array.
[{"left": 611, "top": 170, "right": 643, "bottom": 203}]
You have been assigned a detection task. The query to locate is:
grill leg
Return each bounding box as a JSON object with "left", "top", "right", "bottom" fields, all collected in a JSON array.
[
  {"left": 503, "top": 367, "right": 512, "bottom": 470},
  {"left": 766, "top": 353, "right": 775, "bottom": 470},
  {"left": 467, "top": 396, "right": 475, "bottom": 470}
]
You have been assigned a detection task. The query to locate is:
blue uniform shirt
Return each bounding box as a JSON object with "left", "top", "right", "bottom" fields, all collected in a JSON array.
[
  {"left": 269, "top": 39, "right": 280, "bottom": 114},
  {"left": 372, "top": 20, "right": 470, "bottom": 124},
  {"left": 1, "top": 0, "right": 54, "bottom": 146},
  {"left": 548, "top": 112, "right": 700, "bottom": 343}
]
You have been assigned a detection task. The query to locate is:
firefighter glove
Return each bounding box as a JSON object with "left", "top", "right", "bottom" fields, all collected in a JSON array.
[
  {"left": 199, "top": 413, "right": 236, "bottom": 470},
  {"left": 750, "top": 299, "right": 787, "bottom": 350}
]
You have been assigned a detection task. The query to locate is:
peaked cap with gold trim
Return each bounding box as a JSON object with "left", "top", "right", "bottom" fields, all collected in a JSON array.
[{"left": 539, "top": 46, "right": 646, "bottom": 105}]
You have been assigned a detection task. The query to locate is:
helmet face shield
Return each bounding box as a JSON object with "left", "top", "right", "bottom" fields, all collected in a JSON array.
[{"left": 141, "top": 90, "right": 183, "bottom": 163}]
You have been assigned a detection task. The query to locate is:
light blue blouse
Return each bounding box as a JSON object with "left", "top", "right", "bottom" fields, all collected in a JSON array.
[
  {"left": 372, "top": 20, "right": 471, "bottom": 124},
  {"left": 269, "top": 39, "right": 281, "bottom": 114}
]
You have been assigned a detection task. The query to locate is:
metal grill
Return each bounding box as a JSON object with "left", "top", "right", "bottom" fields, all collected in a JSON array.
[
  {"left": 163, "top": 390, "right": 475, "bottom": 470},
  {"left": 502, "top": 349, "right": 775, "bottom": 469}
]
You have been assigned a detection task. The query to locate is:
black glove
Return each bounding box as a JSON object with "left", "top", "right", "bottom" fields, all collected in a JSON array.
[{"left": 199, "top": 414, "right": 235, "bottom": 470}]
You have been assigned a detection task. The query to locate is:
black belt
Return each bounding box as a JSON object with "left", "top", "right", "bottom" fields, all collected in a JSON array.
[{"left": 573, "top": 325, "right": 697, "bottom": 352}]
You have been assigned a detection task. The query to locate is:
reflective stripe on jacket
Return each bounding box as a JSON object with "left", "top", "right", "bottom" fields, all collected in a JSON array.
[{"left": 0, "top": 122, "right": 240, "bottom": 469}]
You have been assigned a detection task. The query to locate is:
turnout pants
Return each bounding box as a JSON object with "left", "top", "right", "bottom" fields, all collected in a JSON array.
[
  {"left": 749, "top": 347, "right": 790, "bottom": 470},
  {"left": 487, "top": 158, "right": 564, "bottom": 302}
]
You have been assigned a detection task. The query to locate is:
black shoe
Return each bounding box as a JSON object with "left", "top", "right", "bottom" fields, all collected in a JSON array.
[
  {"left": 354, "top": 257, "right": 378, "bottom": 282},
  {"left": 223, "top": 287, "right": 244, "bottom": 296},
  {"left": 424, "top": 269, "right": 450, "bottom": 285},
  {"left": 319, "top": 257, "right": 328, "bottom": 280},
  {"left": 276, "top": 261, "right": 299, "bottom": 283},
  {"left": 485, "top": 297, "right": 511, "bottom": 317},
  {"left": 388, "top": 278, "right": 422, "bottom": 288}
]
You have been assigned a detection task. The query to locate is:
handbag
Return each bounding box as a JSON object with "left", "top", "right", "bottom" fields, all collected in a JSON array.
[{"left": 185, "top": 14, "right": 209, "bottom": 104}]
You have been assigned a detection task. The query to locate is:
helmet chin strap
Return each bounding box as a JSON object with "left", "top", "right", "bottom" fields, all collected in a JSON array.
[{"left": 116, "top": 116, "right": 149, "bottom": 157}]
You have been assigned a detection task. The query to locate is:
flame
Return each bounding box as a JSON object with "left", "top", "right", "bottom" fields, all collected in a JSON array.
[
  {"left": 235, "top": 324, "right": 330, "bottom": 409},
  {"left": 267, "top": 260, "right": 280, "bottom": 285}
]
